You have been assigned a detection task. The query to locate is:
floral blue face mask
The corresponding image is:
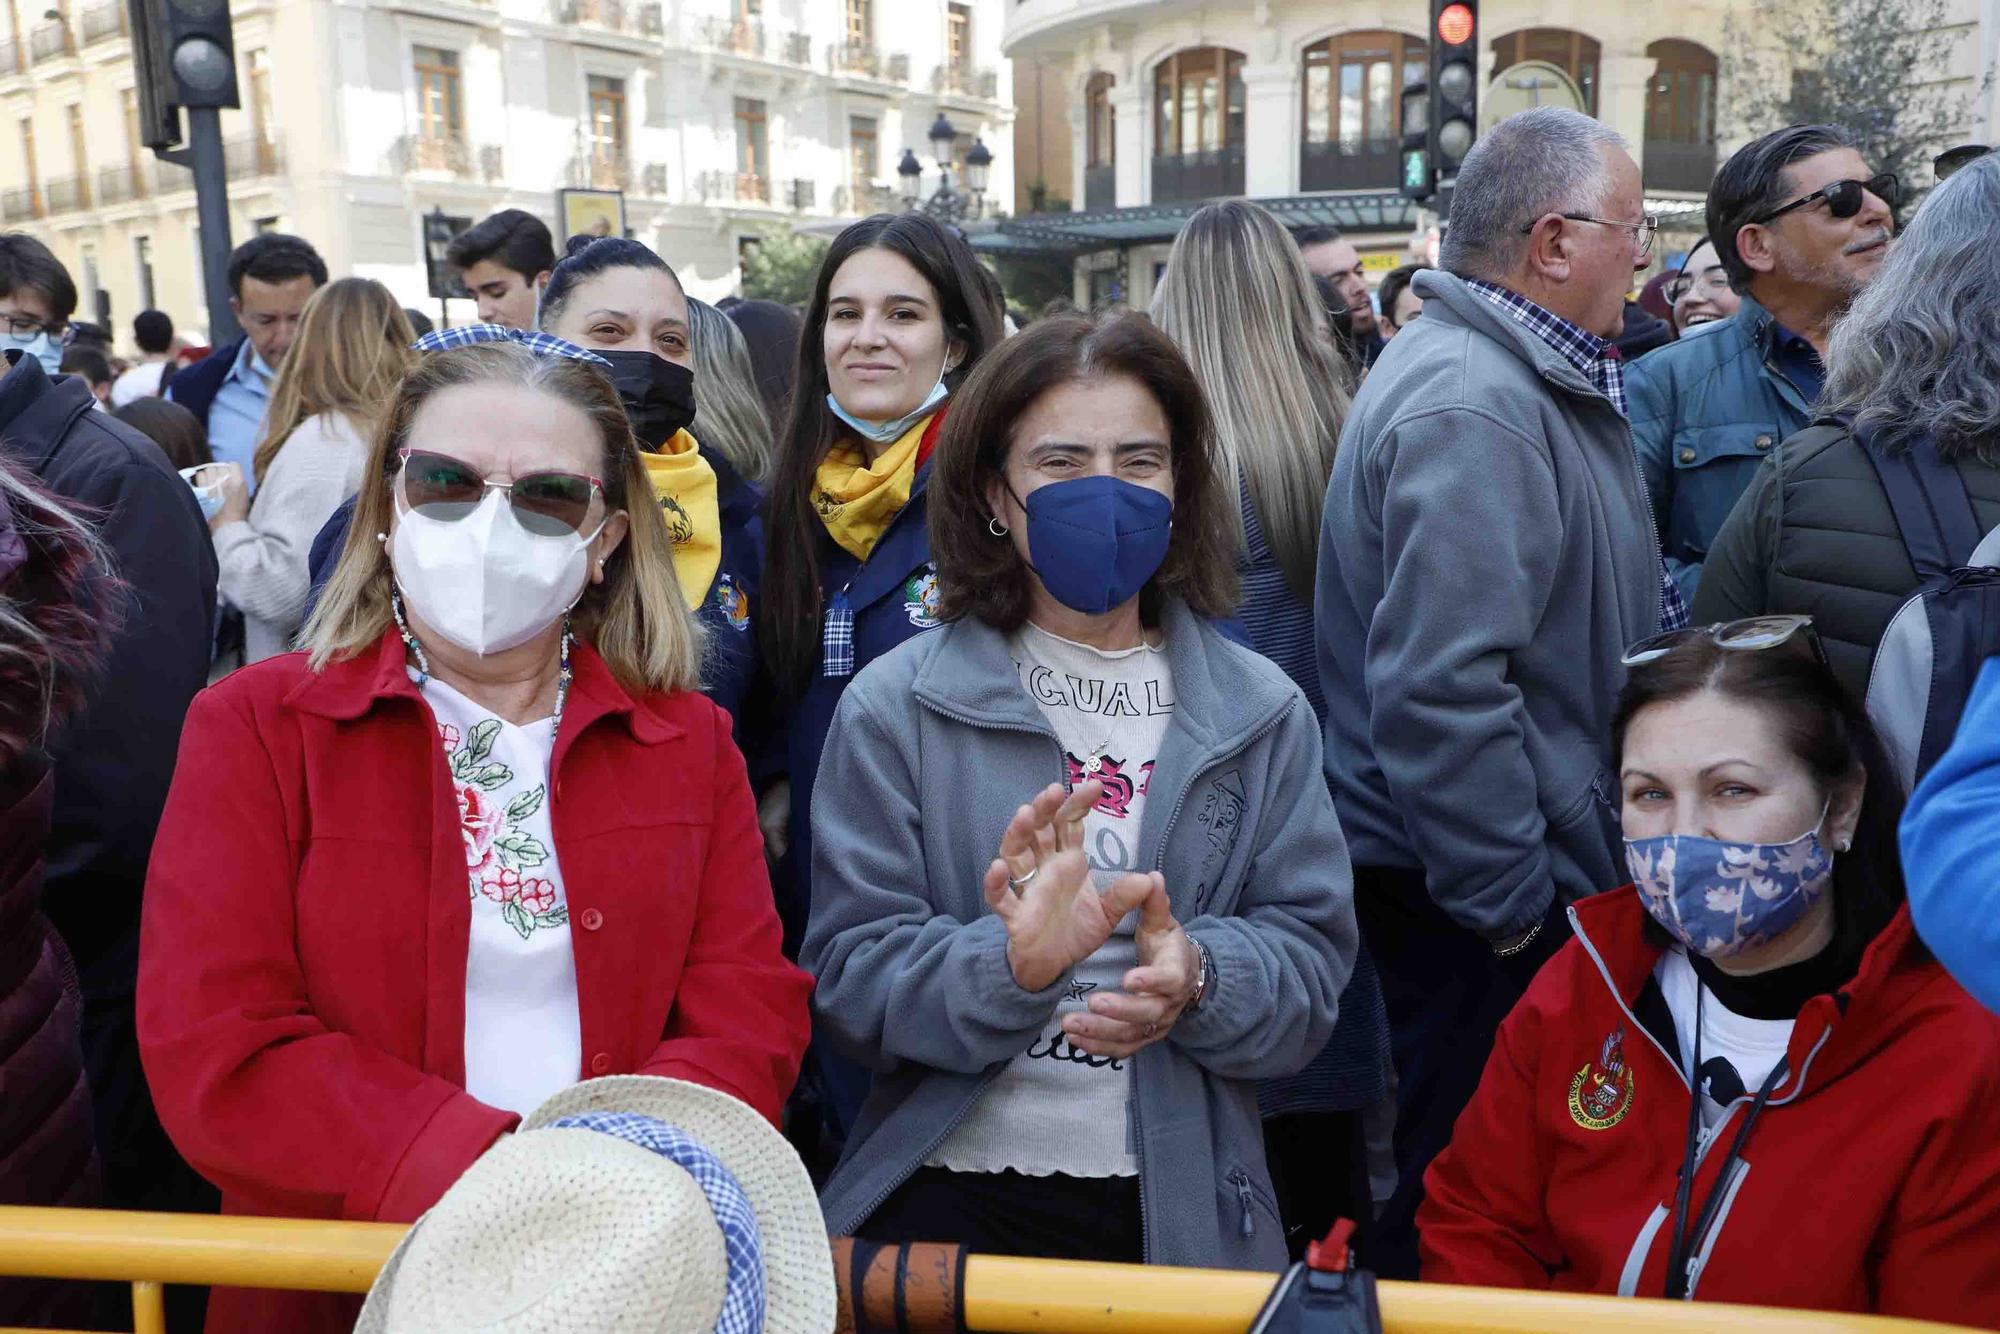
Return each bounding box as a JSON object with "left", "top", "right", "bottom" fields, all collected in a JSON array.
[{"left": 1624, "top": 802, "right": 1834, "bottom": 959}]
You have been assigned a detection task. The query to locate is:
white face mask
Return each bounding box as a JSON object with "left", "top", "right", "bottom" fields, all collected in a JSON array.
[
  {"left": 391, "top": 490, "right": 602, "bottom": 657},
  {"left": 2, "top": 332, "right": 64, "bottom": 377}
]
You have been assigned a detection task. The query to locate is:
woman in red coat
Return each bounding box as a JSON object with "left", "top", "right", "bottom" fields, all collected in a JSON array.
[
  {"left": 0, "top": 456, "right": 111, "bottom": 1327},
  {"left": 138, "top": 337, "right": 812, "bottom": 1333},
  {"left": 1419, "top": 620, "right": 2000, "bottom": 1326}
]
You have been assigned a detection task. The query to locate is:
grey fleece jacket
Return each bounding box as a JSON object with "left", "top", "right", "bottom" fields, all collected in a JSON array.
[
  {"left": 803, "top": 598, "right": 1355, "bottom": 1271},
  {"left": 1315, "top": 270, "right": 1661, "bottom": 940}
]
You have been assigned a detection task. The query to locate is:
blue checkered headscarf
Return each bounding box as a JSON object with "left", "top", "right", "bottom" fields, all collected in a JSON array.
[
  {"left": 547, "top": 1112, "right": 766, "bottom": 1334},
  {"left": 412, "top": 323, "right": 612, "bottom": 368}
]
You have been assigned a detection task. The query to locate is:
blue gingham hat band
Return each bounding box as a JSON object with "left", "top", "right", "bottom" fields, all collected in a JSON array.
[
  {"left": 548, "top": 1112, "right": 767, "bottom": 1334},
  {"left": 412, "top": 323, "right": 612, "bottom": 368}
]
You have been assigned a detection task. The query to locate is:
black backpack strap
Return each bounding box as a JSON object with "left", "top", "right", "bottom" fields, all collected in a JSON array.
[{"left": 1857, "top": 423, "right": 1984, "bottom": 578}]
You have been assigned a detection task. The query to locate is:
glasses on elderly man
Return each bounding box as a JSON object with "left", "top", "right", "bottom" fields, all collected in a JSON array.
[{"left": 1517, "top": 212, "right": 1659, "bottom": 258}]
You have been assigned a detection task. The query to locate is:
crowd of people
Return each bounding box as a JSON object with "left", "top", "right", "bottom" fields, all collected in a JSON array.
[{"left": 1, "top": 102, "right": 1998, "bottom": 1333}]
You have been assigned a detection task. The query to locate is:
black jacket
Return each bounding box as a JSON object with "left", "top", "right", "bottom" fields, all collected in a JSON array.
[
  {"left": 0, "top": 352, "right": 217, "bottom": 990},
  {"left": 162, "top": 335, "right": 242, "bottom": 430},
  {"left": 1692, "top": 420, "right": 2000, "bottom": 702}
]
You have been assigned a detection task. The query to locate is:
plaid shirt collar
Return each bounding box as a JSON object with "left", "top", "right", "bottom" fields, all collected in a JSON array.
[{"left": 1466, "top": 278, "right": 1626, "bottom": 417}]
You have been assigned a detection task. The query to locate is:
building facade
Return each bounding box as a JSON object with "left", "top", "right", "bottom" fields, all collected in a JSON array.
[
  {"left": 1, "top": 0, "right": 1013, "bottom": 346},
  {"left": 1000, "top": 0, "right": 2000, "bottom": 310}
]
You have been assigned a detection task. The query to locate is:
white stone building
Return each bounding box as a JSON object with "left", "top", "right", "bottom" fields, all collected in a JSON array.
[
  {"left": 0, "top": 0, "right": 1014, "bottom": 345},
  {"left": 996, "top": 0, "right": 2000, "bottom": 309}
]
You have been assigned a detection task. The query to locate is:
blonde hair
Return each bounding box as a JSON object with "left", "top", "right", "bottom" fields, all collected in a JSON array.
[
  {"left": 301, "top": 342, "right": 705, "bottom": 695},
  {"left": 686, "top": 297, "right": 774, "bottom": 484},
  {"left": 1151, "top": 201, "right": 1353, "bottom": 598},
  {"left": 253, "top": 278, "right": 415, "bottom": 485}
]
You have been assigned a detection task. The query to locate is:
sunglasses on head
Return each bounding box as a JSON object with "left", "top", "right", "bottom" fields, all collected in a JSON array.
[
  {"left": 397, "top": 449, "right": 604, "bottom": 538},
  {"left": 1757, "top": 173, "right": 1899, "bottom": 224},
  {"left": 1622, "top": 615, "right": 1828, "bottom": 668}
]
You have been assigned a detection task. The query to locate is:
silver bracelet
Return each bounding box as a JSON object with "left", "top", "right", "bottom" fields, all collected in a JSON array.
[
  {"left": 1185, "top": 930, "right": 1213, "bottom": 1010},
  {"left": 1491, "top": 918, "right": 1545, "bottom": 959}
]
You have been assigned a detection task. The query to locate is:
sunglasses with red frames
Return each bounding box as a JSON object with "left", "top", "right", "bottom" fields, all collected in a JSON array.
[
  {"left": 1755, "top": 173, "right": 1900, "bottom": 224},
  {"left": 397, "top": 449, "right": 604, "bottom": 537}
]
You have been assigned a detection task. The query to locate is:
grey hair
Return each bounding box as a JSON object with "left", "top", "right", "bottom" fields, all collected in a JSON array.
[
  {"left": 1821, "top": 152, "right": 2000, "bottom": 462},
  {"left": 1440, "top": 107, "right": 1628, "bottom": 279},
  {"left": 685, "top": 297, "right": 774, "bottom": 485}
]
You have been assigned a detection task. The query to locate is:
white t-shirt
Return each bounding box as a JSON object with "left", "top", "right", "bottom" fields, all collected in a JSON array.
[
  {"left": 1658, "top": 950, "right": 1795, "bottom": 1130},
  {"left": 421, "top": 672, "right": 582, "bottom": 1119},
  {"left": 928, "top": 620, "right": 1176, "bottom": 1178},
  {"left": 109, "top": 359, "right": 167, "bottom": 407}
]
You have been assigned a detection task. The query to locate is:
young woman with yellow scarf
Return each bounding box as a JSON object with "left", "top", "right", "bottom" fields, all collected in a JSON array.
[{"left": 759, "top": 215, "right": 1002, "bottom": 1160}]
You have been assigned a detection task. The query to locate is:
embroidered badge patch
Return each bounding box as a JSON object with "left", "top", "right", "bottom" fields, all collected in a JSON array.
[
  {"left": 903, "top": 564, "right": 942, "bottom": 628},
  {"left": 710, "top": 572, "right": 750, "bottom": 632},
  {"left": 1568, "top": 1025, "right": 1636, "bottom": 1130}
]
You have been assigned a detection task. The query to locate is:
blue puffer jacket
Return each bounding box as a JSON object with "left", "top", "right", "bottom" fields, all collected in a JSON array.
[{"left": 1624, "top": 294, "right": 1816, "bottom": 602}]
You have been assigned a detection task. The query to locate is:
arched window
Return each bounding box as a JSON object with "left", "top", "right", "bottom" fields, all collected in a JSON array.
[
  {"left": 1644, "top": 39, "right": 1719, "bottom": 192},
  {"left": 1490, "top": 28, "right": 1600, "bottom": 115},
  {"left": 1085, "top": 71, "right": 1115, "bottom": 209},
  {"left": 1152, "top": 46, "right": 1245, "bottom": 201},
  {"left": 1301, "top": 30, "right": 1425, "bottom": 189}
]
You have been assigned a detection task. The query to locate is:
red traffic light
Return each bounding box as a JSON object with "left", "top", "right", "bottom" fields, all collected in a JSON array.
[{"left": 1437, "top": 3, "right": 1475, "bottom": 46}]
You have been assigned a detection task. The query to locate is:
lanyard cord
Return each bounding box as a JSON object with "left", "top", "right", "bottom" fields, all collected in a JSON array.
[{"left": 1664, "top": 984, "right": 1790, "bottom": 1300}]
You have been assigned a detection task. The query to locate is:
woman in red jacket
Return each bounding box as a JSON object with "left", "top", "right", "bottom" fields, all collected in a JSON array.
[
  {"left": 138, "top": 338, "right": 811, "bottom": 1333},
  {"left": 1420, "top": 618, "right": 2000, "bottom": 1326}
]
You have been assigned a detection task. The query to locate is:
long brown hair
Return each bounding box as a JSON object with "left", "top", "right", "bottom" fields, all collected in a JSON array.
[
  {"left": 0, "top": 456, "right": 115, "bottom": 767},
  {"left": 301, "top": 342, "right": 703, "bottom": 694},
  {"left": 929, "top": 311, "right": 1239, "bottom": 630},
  {"left": 1151, "top": 201, "right": 1351, "bottom": 599},
  {"left": 254, "top": 278, "right": 414, "bottom": 484},
  {"left": 757, "top": 214, "right": 1002, "bottom": 698}
]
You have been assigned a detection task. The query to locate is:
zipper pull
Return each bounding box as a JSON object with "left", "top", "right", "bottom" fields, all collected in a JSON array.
[{"left": 1233, "top": 1171, "right": 1255, "bottom": 1238}]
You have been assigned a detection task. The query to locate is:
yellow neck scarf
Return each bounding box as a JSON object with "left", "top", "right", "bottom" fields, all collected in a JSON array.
[
  {"left": 811, "top": 413, "right": 935, "bottom": 562},
  {"left": 639, "top": 428, "right": 722, "bottom": 610}
]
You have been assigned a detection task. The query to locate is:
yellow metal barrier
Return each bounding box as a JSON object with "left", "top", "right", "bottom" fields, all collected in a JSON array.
[{"left": 0, "top": 1207, "right": 1987, "bottom": 1334}]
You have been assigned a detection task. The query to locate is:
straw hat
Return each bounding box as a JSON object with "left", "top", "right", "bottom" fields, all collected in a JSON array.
[{"left": 356, "top": 1077, "right": 835, "bottom": 1333}]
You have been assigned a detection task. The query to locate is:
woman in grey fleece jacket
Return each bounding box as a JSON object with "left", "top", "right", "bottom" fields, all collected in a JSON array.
[{"left": 802, "top": 312, "right": 1356, "bottom": 1272}]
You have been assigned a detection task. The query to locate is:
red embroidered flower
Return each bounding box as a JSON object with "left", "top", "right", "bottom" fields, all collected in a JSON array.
[
  {"left": 437, "top": 723, "right": 462, "bottom": 749},
  {"left": 478, "top": 865, "right": 521, "bottom": 903},
  {"left": 458, "top": 785, "right": 504, "bottom": 873},
  {"left": 517, "top": 879, "right": 557, "bottom": 915}
]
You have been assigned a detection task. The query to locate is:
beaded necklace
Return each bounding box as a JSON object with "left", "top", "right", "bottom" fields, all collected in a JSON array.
[{"left": 391, "top": 590, "right": 574, "bottom": 730}]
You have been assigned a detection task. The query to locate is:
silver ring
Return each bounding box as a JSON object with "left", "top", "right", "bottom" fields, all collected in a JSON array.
[{"left": 1007, "top": 865, "right": 1038, "bottom": 892}]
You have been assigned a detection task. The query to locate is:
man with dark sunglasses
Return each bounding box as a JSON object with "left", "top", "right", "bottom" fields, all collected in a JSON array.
[{"left": 1627, "top": 124, "right": 1894, "bottom": 605}]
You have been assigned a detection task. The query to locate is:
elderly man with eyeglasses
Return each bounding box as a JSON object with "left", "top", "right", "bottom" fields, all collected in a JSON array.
[
  {"left": 1315, "top": 106, "right": 1672, "bottom": 1280},
  {"left": 1625, "top": 125, "right": 1896, "bottom": 605}
]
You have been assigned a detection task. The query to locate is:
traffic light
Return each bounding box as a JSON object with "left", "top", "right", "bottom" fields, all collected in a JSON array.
[
  {"left": 161, "top": 0, "right": 240, "bottom": 109},
  {"left": 124, "top": 0, "right": 182, "bottom": 151},
  {"left": 1399, "top": 79, "right": 1433, "bottom": 202},
  {"left": 1429, "top": 0, "right": 1478, "bottom": 184}
]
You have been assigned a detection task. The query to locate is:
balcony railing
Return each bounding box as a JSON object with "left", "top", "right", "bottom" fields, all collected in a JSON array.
[
  {"left": 96, "top": 161, "right": 151, "bottom": 206},
  {"left": 930, "top": 64, "right": 998, "bottom": 100},
  {"left": 224, "top": 133, "right": 285, "bottom": 180},
  {"left": 1151, "top": 146, "right": 1244, "bottom": 204},
  {"left": 787, "top": 178, "right": 814, "bottom": 211},
  {"left": 0, "top": 37, "right": 19, "bottom": 75},
  {"left": 1083, "top": 163, "right": 1114, "bottom": 211},
  {"left": 699, "top": 169, "right": 775, "bottom": 205},
  {"left": 78, "top": 1, "right": 126, "bottom": 45},
  {"left": 1643, "top": 139, "right": 1718, "bottom": 194},
  {"left": 886, "top": 52, "right": 908, "bottom": 83},
  {"left": 639, "top": 162, "right": 668, "bottom": 196},
  {"left": 832, "top": 183, "right": 901, "bottom": 215},
  {"left": 782, "top": 31, "right": 810, "bottom": 65},
  {"left": 393, "top": 134, "right": 504, "bottom": 182},
  {"left": 1, "top": 186, "right": 41, "bottom": 223},
  {"left": 1300, "top": 141, "right": 1400, "bottom": 193},
  {"left": 44, "top": 175, "right": 91, "bottom": 214},
  {"left": 29, "top": 20, "right": 73, "bottom": 62},
  {"left": 568, "top": 152, "right": 631, "bottom": 192},
  {"left": 702, "top": 17, "right": 763, "bottom": 57},
  {"left": 830, "top": 40, "right": 878, "bottom": 78},
  {"left": 556, "top": 0, "right": 660, "bottom": 36}
]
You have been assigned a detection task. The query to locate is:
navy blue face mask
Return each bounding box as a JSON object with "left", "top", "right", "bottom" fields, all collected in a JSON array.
[{"left": 1017, "top": 475, "right": 1174, "bottom": 615}]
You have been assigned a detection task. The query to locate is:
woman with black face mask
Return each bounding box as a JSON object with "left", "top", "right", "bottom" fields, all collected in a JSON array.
[{"left": 533, "top": 237, "right": 769, "bottom": 766}]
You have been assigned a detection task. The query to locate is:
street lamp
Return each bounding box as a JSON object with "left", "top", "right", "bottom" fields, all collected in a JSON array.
[
  {"left": 899, "top": 114, "right": 993, "bottom": 223},
  {"left": 423, "top": 206, "right": 455, "bottom": 330}
]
